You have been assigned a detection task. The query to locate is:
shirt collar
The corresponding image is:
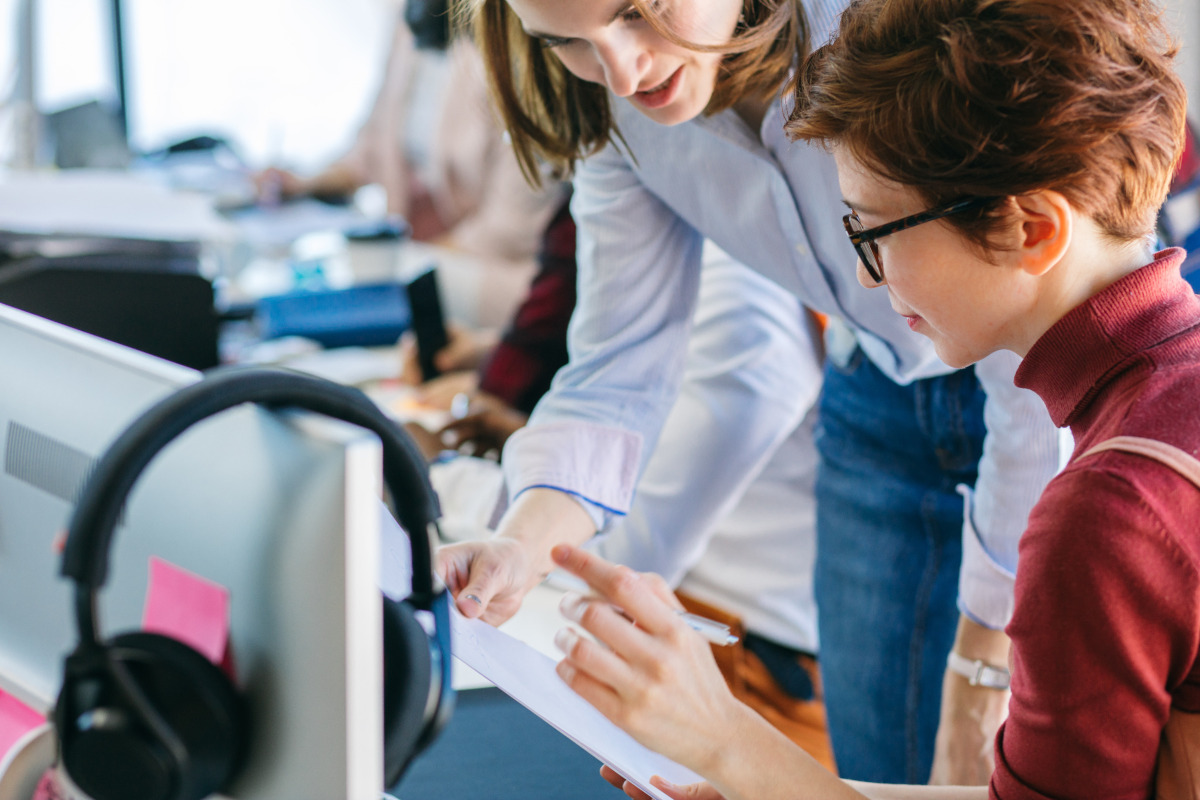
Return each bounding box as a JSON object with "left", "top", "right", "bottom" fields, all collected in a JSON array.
[{"left": 1015, "top": 248, "right": 1194, "bottom": 427}]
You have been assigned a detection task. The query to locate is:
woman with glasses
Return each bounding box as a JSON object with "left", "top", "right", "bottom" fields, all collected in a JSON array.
[
  {"left": 548, "top": 0, "right": 1197, "bottom": 798},
  {"left": 436, "top": 0, "right": 1063, "bottom": 783}
]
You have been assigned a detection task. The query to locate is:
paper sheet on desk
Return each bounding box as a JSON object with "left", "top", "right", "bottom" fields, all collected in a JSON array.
[
  {"left": 0, "top": 170, "right": 231, "bottom": 241},
  {"left": 450, "top": 609, "right": 705, "bottom": 800}
]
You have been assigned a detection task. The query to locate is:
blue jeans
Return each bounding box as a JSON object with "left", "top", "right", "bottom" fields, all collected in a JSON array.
[{"left": 814, "top": 347, "right": 985, "bottom": 783}]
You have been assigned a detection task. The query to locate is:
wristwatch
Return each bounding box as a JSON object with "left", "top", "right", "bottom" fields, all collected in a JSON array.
[{"left": 947, "top": 651, "right": 1011, "bottom": 690}]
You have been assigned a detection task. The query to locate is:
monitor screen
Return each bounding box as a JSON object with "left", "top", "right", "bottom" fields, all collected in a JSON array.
[{"left": 0, "top": 302, "right": 387, "bottom": 799}]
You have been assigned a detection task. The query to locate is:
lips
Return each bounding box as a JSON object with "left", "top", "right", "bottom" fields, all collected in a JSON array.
[
  {"left": 641, "top": 74, "right": 673, "bottom": 94},
  {"left": 632, "top": 66, "right": 682, "bottom": 110}
]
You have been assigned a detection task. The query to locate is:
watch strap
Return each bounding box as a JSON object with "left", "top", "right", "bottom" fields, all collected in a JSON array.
[{"left": 947, "top": 651, "right": 1011, "bottom": 690}]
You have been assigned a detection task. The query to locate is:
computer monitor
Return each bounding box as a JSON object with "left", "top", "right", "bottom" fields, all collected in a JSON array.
[{"left": 0, "top": 302, "right": 387, "bottom": 799}]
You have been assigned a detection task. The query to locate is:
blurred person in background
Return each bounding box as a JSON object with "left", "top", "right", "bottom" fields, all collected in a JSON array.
[{"left": 255, "top": 0, "right": 565, "bottom": 326}]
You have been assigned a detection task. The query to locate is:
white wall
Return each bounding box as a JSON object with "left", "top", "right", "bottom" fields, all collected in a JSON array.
[{"left": 1162, "top": 0, "right": 1200, "bottom": 112}]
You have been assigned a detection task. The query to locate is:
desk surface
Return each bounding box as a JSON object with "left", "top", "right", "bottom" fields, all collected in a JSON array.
[
  {"left": 393, "top": 581, "right": 623, "bottom": 799},
  {"left": 391, "top": 686, "right": 617, "bottom": 800}
]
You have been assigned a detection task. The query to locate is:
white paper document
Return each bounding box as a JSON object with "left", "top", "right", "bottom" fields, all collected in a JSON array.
[
  {"left": 450, "top": 610, "right": 705, "bottom": 800},
  {"left": 0, "top": 170, "right": 232, "bottom": 242}
]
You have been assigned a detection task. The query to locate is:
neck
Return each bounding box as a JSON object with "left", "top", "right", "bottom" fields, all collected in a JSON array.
[
  {"left": 733, "top": 94, "right": 770, "bottom": 136},
  {"left": 1015, "top": 231, "right": 1155, "bottom": 357}
]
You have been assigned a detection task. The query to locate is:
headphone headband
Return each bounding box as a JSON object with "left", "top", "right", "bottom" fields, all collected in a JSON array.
[{"left": 62, "top": 367, "right": 441, "bottom": 639}]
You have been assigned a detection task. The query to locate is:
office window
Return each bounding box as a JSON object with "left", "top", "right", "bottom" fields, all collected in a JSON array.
[
  {"left": 122, "top": 0, "right": 393, "bottom": 168},
  {"left": 1, "top": 0, "right": 393, "bottom": 169}
]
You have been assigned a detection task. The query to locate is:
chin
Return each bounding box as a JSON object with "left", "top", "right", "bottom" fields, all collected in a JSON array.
[
  {"left": 639, "top": 101, "right": 703, "bottom": 127},
  {"left": 932, "top": 343, "right": 984, "bottom": 370}
]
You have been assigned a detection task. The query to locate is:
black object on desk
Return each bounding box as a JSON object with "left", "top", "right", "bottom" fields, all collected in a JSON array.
[
  {"left": 392, "top": 687, "right": 619, "bottom": 800},
  {"left": 0, "top": 234, "right": 220, "bottom": 369},
  {"left": 404, "top": 267, "right": 448, "bottom": 381}
]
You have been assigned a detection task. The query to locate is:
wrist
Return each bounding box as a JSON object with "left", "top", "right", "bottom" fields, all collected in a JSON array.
[
  {"left": 952, "top": 615, "right": 1010, "bottom": 665},
  {"left": 493, "top": 488, "right": 595, "bottom": 580},
  {"left": 946, "top": 651, "right": 1011, "bottom": 691},
  {"left": 700, "top": 701, "right": 778, "bottom": 787}
]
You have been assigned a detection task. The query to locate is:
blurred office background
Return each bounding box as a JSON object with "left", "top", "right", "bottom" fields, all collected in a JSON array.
[
  {"left": 0, "top": 0, "right": 1195, "bottom": 174},
  {"left": 0, "top": 0, "right": 395, "bottom": 171}
]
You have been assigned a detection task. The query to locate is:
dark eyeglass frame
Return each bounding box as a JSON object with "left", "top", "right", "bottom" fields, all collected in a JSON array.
[{"left": 843, "top": 196, "right": 999, "bottom": 284}]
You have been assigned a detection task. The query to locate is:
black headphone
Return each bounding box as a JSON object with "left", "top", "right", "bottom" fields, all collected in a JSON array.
[{"left": 55, "top": 367, "right": 455, "bottom": 800}]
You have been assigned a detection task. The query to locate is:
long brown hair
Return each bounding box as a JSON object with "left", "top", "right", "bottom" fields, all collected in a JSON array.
[{"left": 456, "top": 0, "right": 809, "bottom": 185}]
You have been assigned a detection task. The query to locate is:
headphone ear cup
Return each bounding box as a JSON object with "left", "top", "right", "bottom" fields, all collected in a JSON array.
[
  {"left": 59, "top": 632, "right": 247, "bottom": 800},
  {"left": 382, "top": 595, "right": 434, "bottom": 788}
]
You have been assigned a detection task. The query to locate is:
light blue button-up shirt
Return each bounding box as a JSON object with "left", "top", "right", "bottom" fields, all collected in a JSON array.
[{"left": 502, "top": 0, "right": 1066, "bottom": 629}]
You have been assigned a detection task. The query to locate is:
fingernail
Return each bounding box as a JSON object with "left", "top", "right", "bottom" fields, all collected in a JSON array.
[
  {"left": 464, "top": 594, "right": 482, "bottom": 606},
  {"left": 554, "top": 627, "right": 579, "bottom": 654},
  {"left": 550, "top": 544, "right": 571, "bottom": 563},
  {"left": 556, "top": 660, "right": 575, "bottom": 683},
  {"left": 559, "top": 591, "right": 584, "bottom": 621}
]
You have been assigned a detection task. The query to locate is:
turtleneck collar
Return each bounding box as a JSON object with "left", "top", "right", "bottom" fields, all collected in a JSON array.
[{"left": 1014, "top": 248, "right": 1197, "bottom": 427}]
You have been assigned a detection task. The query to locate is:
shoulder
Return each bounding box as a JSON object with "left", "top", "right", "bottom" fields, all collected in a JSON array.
[{"left": 1026, "top": 457, "right": 1200, "bottom": 588}]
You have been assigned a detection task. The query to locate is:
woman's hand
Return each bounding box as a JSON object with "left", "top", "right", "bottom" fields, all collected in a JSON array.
[
  {"left": 436, "top": 537, "right": 540, "bottom": 624},
  {"left": 398, "top": 324, "right": 494, "bottom": 387},
  {"left": 252, "top": 166, "right": 307, "bottom": 203},
  {"left": 600, "top": 766, "right": 726, "bottom": 800},
  {"left": 436, "top": 489, "right": 597, "bottom": 624},
  {"left": 415, "top": 370, "right": 480, "bottom": 411},
  {"left": 437, "top": 392, "right": 529, "bottom": 456},
  {"left": 549, "top": 545, "right": 744, "bottom": 776}
]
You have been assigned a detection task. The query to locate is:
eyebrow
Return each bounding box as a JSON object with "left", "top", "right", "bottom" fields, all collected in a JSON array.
[
  {"left": 841, "top": 198, "right": 879, "bottom": 217},
  {"left": 524, "top": 3, "right": 636, "bottom": 40}
]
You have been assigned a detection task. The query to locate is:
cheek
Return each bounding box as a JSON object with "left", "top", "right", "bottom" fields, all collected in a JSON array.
[{"left": 552, "top": 48, "right": 604, "bottom": 85}]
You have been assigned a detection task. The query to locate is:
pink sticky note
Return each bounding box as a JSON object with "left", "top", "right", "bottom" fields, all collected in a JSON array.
[
  {"left": 0, "top": 690, "right": 45, "bottom": 762},
  {"left": 31, "top": 768, "right": 64, "bottom": 800},
  {"left": 142, "top": 556, "right": 231, "bottom": 665}
]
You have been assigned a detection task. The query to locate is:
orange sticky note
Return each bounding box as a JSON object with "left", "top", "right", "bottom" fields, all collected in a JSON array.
[
  {"left": 0, "top": 690, "right": 44, "bottom": 762},
  {"left": 141, "top": 556, "right": 231, "bottom": 665}
]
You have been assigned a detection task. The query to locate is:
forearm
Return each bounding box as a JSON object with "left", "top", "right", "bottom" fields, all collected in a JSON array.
[
  {"left": 960, "top": 350, "right": 1065, "bottom": 627},
  {"left": 845, "top": 783, "right": 989, "bottom": 800},
  {"left": 930, "top": 616, "right": 1010, "bottom": 785},
  {"left": 491, "top": 487, "right": 597, "bottom": 583},
  {"left": 952, "top": 614, "right": 1010, "bottom": 666},
  {"left": 595, "top": 255, "right": 819, "bottom": 582},
  {"left": 699, "top": 703, "right": 863, "bottom": 800}
]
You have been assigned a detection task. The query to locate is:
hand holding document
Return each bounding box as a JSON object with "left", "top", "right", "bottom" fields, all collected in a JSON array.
[{"left": 449, "top": 608, "right": 704, "bottom": 800}]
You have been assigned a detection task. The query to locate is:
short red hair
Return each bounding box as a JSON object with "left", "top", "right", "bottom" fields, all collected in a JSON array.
[{"left": 787, "top": 0, "right": 1188, "bottom": 245}]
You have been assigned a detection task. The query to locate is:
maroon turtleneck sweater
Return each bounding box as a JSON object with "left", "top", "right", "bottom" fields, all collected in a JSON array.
[{"left": 990, "top": 249, "right": 1200, "bottom": 799}]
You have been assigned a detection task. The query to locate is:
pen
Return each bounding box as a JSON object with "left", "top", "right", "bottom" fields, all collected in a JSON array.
[{"left": 676, "top": 610, "right": 739, "bottom": 647}]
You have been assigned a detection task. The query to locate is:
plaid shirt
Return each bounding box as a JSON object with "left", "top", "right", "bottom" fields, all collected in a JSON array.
[{"left": 477, "top": 199, "right": 577, "bottom": 415}]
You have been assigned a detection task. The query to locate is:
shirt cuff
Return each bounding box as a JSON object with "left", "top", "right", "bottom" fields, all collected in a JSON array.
[
  {"left": 501, "top": 420, "right": 643, "bottom": 517},
  {"left": 956, "top": 483, "right": 1017, "bottom": 630}
]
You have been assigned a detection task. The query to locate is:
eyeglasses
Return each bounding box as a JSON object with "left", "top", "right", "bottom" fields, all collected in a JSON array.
[{"left": 842, "top": 196, "right": 998, "bottom": 284}]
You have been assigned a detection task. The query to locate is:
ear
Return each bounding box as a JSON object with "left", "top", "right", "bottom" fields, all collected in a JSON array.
[{"left": 1011, "top": 190, "right": 1072, "bottom": 277}]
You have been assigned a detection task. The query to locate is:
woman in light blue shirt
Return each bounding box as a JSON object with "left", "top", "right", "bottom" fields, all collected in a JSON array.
[{"left": 436, "top": 0, "right": 1064, "bottom": 782}]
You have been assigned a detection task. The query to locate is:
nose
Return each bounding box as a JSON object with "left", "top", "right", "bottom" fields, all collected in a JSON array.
[{"left": 594, "top": 37, "right": 650, "bottom": 97}]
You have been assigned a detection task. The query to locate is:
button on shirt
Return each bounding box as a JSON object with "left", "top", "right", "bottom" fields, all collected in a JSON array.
[{"left": 502, "top": 0, "right": 1065, "bottom": 629}]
